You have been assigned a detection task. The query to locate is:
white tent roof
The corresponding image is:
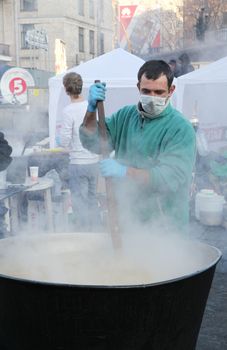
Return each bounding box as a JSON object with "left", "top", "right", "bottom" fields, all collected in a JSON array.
[
  {"left": 48, "top": 49, "right": 145, "bottom": 147},
  {"left": 175, "top": 55, "right": 227, "bottom": 151},
  {"left": 176, "top": 56, "right": 227, "bottom": 111},
  {"left": 177, "top": 56, "right": 227, "bottom": 85},
  {"left": 49, "top": 48, "right": 145, "bottom": 87}
]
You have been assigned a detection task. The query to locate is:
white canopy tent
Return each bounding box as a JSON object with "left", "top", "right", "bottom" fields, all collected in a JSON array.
[
  {"left": 176, "top": 56, "right": 227, "bottom": 151},
  {"left": 48, "top": 48, "right": 145, "bottom": 147}
]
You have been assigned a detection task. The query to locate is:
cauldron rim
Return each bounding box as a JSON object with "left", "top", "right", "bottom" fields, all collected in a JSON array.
[{"left": 0, "top": 236, "right": 221, "bottom": 289}]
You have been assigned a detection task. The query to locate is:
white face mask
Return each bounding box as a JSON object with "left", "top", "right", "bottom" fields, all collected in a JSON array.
[{"left": 140, "top": 94, "right": 169, "bottom": 116}]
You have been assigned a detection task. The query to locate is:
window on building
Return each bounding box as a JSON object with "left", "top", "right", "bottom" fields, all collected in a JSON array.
[
  {"left": 79, "top": 27, "right": 84, "bottom": 52},
  {"left": 99, "top": 32, "right": 104, "bottom": 54},
  {"left": 89, "top": 30, "right": 95, "bottom": 54},
  {"left": 78, "top": 0, "right": 84, "bottom": 16},
  {"left": 20, "top": 0, "right": 37, "bottom": 11},
  {"left": 89, "top": 0, "right": 95, "bottom": 19},
  {"left": 21, "top": 23, "right": 34, "bottom": 49}
]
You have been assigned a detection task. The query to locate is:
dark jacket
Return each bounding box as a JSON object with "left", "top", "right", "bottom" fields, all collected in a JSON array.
[{"left": 0, "top": 132, "right": 12, "bottom": 171}]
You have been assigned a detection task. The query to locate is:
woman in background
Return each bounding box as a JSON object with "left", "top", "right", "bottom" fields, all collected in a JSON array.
[{"left": 59, "top": 72, "right": 100, "bottom": 231}]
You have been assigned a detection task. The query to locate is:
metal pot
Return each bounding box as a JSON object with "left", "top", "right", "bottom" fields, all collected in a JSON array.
[{"left": 0, "top": 233, "right": 221, "bottom": 350}]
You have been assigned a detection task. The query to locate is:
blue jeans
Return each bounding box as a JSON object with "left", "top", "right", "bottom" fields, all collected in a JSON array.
[{"left": 69, "top": 163, "right": 100, "bottom": 231}]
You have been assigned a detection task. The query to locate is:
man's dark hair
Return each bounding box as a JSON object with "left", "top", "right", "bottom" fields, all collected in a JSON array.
[{"left": 137, "top": 60, "right": 174, "bottom": 89}]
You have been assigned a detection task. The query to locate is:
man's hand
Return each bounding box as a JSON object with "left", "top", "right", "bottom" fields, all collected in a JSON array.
[
  {"left": 100, "top": 159, "right": 127, "bottom": 178},
  {"left": 87, "top": 82, "right": 106, "bottom": 112}
]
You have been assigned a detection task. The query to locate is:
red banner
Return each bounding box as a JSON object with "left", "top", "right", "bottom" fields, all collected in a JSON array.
[{"left": 119, "top": 5, "right": 138, "bottom": 41}]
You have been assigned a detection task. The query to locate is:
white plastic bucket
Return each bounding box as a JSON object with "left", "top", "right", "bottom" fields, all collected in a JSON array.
[{"left": 195, "top": 189, "right": 225, "bottom": 226}]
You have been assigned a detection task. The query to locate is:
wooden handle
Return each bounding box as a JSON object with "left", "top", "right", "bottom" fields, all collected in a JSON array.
[
  {"left": 94, "top": 80, "right": 108, "bottom": 154},
  {"left": 95, "top": 80, "right": 121, "bottom": 250}
]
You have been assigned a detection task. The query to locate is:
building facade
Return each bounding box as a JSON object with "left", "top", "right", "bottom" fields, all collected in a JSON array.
[{"left": 0, "top": 0, "right": 114, "bottom": 72}]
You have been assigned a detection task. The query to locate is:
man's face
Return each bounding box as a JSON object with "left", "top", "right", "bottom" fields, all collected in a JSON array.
[{"left": 137, "top": 73, "right": 175, "bottom": 98}]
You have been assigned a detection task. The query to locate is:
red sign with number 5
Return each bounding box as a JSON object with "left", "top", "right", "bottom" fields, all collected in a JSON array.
[{"left": 9, "top": 77, "right": 27, "bottom": 96}]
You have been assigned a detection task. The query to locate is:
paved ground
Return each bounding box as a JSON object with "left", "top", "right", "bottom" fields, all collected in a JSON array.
[{"left": 188, "top": 221, "right": 227, "bottom": 350}]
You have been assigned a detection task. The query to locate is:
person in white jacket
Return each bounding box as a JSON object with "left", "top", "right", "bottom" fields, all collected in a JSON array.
[{"left": 59, "top": 72, "right": 100, "bottom": 231}]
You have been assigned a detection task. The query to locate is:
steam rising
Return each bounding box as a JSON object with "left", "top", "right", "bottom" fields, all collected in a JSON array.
[{"left": 0, "top": 232, "right": 219, "bottom": 286}]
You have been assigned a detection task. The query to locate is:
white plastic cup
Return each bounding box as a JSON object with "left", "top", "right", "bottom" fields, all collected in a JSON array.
[{"left": 29, "top": 166, "right": 39, "bottom": 181}]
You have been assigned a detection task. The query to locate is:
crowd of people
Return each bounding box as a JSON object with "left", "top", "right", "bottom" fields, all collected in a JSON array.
[{"left": 168, "top": 53, "right": 194, "bottom": 78}]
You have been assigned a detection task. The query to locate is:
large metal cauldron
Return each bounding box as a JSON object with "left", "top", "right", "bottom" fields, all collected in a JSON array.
[{"left": 0, "top": 233, "right": 221, "bottom": 350}]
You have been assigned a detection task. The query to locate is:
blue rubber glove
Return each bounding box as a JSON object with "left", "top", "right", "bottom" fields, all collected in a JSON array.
[
  {"left": 87, "top": 82, "right": 106, "bottom": 112},
  {"left": 100, "top": 159, "right": 127, "bottom": 178}
]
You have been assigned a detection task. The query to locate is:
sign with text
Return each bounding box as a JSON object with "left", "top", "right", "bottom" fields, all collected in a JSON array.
[
  {"left": 119, "top": 5, "right": 138, "bottom": 41},
  {"left": 119, "top": 5, "right": 160, "bottom": 55},
  {"left": 25, "top": 29, "right": 48, "bottom": 51}
]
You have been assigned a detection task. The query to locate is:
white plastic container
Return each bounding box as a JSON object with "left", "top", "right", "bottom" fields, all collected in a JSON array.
[{"left": 195, "top": 189, "right": 225, "bottom": 226}]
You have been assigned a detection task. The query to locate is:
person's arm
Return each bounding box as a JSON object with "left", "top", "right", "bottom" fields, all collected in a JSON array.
[
  {"left": 100, "top": 122, "right": 196, "bottom": 191},
  {"left": 126, "top": 167, "right": 150, "bottom": 184},
  {"left": 100, "top": 159, "right": 150, "bottom": 184},
  {"left": 80, "top": 82, "right": 113, "bottom": 154},
  {"left": 81, "top": 110, "right": 98, "bottom": 134}
]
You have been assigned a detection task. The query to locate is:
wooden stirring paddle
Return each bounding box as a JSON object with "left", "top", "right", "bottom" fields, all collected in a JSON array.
[{"left": 95, "top": 80, "right": 122, "bottom": 250}]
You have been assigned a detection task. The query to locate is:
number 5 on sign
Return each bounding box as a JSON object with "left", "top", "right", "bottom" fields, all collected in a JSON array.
[{"left": 9, "top": 78, "right": 27, "bottom": 96}]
